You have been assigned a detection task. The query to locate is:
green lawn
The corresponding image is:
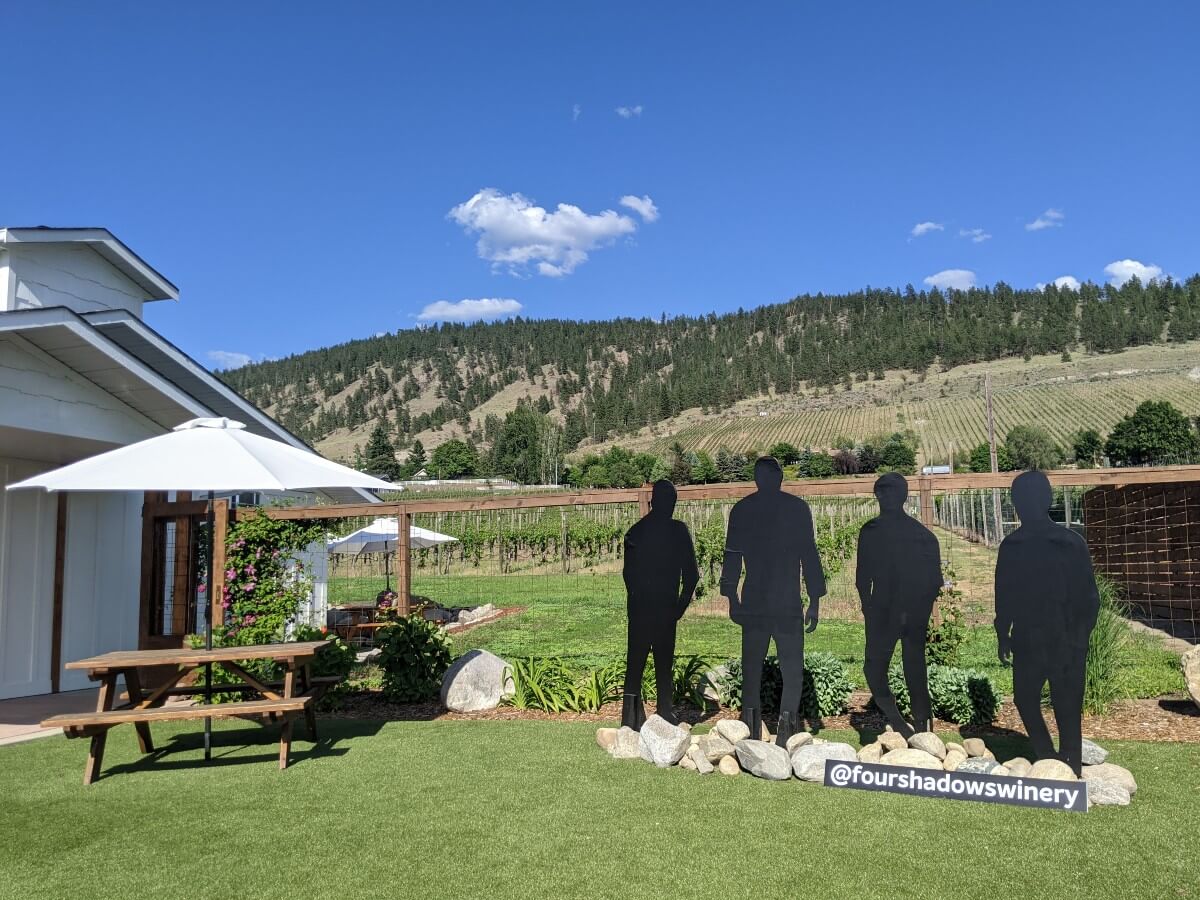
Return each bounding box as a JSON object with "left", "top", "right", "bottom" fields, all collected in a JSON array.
[{"left": 1, "top": 719, "right": 1197, "bottom": 899}]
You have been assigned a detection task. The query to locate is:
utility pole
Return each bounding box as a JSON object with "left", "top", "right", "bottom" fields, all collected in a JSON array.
[{"left": 985, "top": 373, "right": 1002, "bottom": 542}]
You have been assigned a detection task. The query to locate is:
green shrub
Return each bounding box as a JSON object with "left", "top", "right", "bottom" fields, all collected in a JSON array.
[
  {"left": 505, "top": 657, "right": 624, "bottom": 713},
  {"left": 717, "top": 652, "right": 853, "bottom": 718},
  {"left": 886, "top": 662, "right": 1000, "bottom": 725},
  {"left": 376, "top": 615, "right": 453, "bottom": 702},
  {"left": 289, "top": 625, "right": 357, "bottom": 680},
  {"left": 925, "top": 564, "right": 965, "bottom": 666},
  {"left": 1084, "top": 578, "right": 1128, "bottom": 714}
]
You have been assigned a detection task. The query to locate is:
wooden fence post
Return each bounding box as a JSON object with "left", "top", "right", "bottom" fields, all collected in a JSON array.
[
  {"left": 211, "top": 500, "right": 230, "bottom": 633},
  {"left": 397, "top": 504, "right": 411, "bottom": 616},
  {"left": 638, "top": 483, "right": 652, "bottom": 518},
  {"left": 919, "top": 478, "right": 934, "bottom": 527}
]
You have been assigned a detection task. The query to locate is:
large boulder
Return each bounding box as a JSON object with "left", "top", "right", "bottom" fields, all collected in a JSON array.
[
  {"left": 698, "top": 732, "right": 736, "bottom": 764},
  {"left": 857, "top": 742, "right": 883, "bottom": 764},
  {"left": 1081, "top": 763, "right": 1138, "bottom": 796},
  {"left": 1183, "top": 645, "right": 1200, "bottom": 711},
  {"left": 1086, "top": 779, "right": 1132, "bottom": 807},
  {"left": 785, "top": 732, "right": 813, "bottom": 753},
  {"left": 440, "top": 649, "right": 514, "bottom": 712},
  {"left": 1028, "top": 759, "right": 1077, "bottom": 781},
  {"left": 714, "top": 719, "right": 751, "bottom": 745},
  {"left": 735, "top": 740, "right": 792, "bottom": 781},
  {"left": 1080, "top": 738, "right": 1109, "bottom": 766},
  {"left": 880, "top": 748, "right": 944, "bottom": 770},
  {"left": 639, "top": 715, "right": 691, "bottom": 767},
  {"left": 609, "top": 726, "right": 643, "bottom": 760},
  {"left": 908, "top": 732, "right": 947, "bottom": 760},
  {"left": 791, "top": 741, "right": 858, "bottom": 782}
]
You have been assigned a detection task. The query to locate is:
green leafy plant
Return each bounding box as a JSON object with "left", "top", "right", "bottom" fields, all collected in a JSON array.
[
  {"left": 717, "top": 652, "right": 853, "bottom": 718},
  {"left": 671, "top": 655, "right": 711, "bottom": 710},
  {"left": 887, "top": 662, "right": 1000, "bottom": 725},
  {"left": 376, "top": 614, "right": 453, "bottom": 701},
  {"left": 1084, "top": 578, "right": 1128, "bottom": 714},
  {"left": 926, "top": 564, "right": 966, "bottom": 666}
]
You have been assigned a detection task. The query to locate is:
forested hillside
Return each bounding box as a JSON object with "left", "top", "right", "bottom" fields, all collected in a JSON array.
[{"left": 218, "top": 277, "right": 1200, "bottom": 465}]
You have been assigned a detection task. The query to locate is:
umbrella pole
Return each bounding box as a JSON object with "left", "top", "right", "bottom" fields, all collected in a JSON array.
[
  {"left": 204, "top": 490, "right": 215, "bottom": 761},
  {"left": 385, "top": 539, "right": 391, "bottom": 592}
]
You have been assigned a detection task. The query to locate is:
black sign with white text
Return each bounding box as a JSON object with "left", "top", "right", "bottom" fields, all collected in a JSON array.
[{"left": 823, "top": 759, "right": 1088, "bottom": 812}]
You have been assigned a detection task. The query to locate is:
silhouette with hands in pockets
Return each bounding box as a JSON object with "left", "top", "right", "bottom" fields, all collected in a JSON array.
[
  {"left": 995, "top": 469, "right": 1099, "bottom": 775},
  {"left": 720, "top": 456, "right": 826, "bottom": 747},
  {"left": 856, "top": 473, "right": 943, "bottom": 737},
  {"left": 621, "top": 479, "right": 700, "bottom": 728}
]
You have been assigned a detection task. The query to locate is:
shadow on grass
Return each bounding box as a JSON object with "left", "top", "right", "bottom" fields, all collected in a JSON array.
[{"left": 100, "top": 719, "right": 385, "bottom": 781}]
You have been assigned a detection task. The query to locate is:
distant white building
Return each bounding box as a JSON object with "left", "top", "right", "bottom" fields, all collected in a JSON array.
[{"left": 0, "top": 227, "right": 377, "bottom": 700}]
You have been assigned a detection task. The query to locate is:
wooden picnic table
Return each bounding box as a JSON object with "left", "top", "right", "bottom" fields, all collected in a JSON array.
[{"left": 41, "top": 640, "right": 340, "bottom": 785}]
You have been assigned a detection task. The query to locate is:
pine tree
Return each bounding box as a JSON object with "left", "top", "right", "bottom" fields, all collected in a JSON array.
[{"left": 362, "top": 424, "right": 400, "bottom": 480}]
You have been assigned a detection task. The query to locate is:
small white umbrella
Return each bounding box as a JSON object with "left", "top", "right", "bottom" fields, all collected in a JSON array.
[
  {"left": 327, "top": 517, "right": 457, "bottom": 590},
  {"left": 8, "top": 417, "right": 399, "bottom": 759}
]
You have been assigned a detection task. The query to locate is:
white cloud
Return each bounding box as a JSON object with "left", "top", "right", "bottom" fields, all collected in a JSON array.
[
  {"left": 207, "top": 350, "right": 252, "bottom": 369},
  {"left": 1036, "top": 275, "right": 1081, "bottom": 291},
  {"left": 417, "top": 298, "right": 524, "bottom": 322},
  {"left": 1104, "top": 259, "right": 1163, "bottom": 286},
  {"left": 959, "top": 227, "right": 992, "bottom": 243},
  {"left": 923, "top": 269, "right": 976, "bottom": 291},
  {"left": 1025, "top": 208, "right": 1065, "bottom": 231},
  {"left": 619, "top": 194, "right": 659, "bottom": 223},
  {"left": 911, "top": 221, "right": 944, "bottom": 238},
  {"left": 615, "top": 105, "right": 643, "bottom": 118},
  {"left": 448, "top": 188, "right": 644, "bottom": 277},
  {"left": 572, "top": 103, "right": 581, "bottom": 122}
]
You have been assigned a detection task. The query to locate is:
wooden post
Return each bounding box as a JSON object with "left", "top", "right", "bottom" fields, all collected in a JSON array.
[
  {"left": 638, "top": 483, "right": 652, "bottom": 518},
  {"left": 51, "top": 494, "right": 68, "bottom": 694},
  {"left": 396, "top": 504, "right": 411, "bottom": 616},
  {"left": 919, "top": 478, "right": 934, "bottom": 526},
  {"left": 210, "top": 500, "right": 230, "bottom": 634}
]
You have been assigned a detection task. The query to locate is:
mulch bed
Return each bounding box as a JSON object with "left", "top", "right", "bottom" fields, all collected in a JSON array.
[{"left": 326, "top": 689, "right": 1200, "bottom": 743}]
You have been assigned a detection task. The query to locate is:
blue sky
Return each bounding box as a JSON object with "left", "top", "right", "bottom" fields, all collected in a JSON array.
[{"left": 4, "top": 2, "right": 1198, "bottom": 369}]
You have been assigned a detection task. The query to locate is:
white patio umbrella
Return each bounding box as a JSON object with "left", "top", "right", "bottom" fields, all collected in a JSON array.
[
  {"left": 8, "top": 417, "right": 399, "bottom": 759},
  {"left": 327, "top": 517, "right": 457, "bottom": 590}
]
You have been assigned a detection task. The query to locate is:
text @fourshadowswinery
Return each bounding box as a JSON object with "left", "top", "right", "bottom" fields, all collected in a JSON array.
[{"left": 823, "top": 760, "right": 1088, "bottom": 812}]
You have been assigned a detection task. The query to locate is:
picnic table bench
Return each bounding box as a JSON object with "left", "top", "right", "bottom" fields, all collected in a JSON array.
[{"left": 41, "top": 640, "right": 340, "bottom": 785}]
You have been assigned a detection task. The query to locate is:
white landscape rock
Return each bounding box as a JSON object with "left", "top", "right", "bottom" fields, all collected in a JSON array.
[
  {"left": 1080, "top": 738, "right": 1109, "bottom": 766},
  {"left": 954, "top": 757, "right": 1004, "bottom": 776},
  {"left": 680, "top": 753, "right": 697, "bottom": 771},
  {"left": 942, "top": 749, "right": 967, "bottom": 771},
  {"left": 595, "top": 727, "right": 618, "bottom": 752},
  {"left": 687, "top": 745, "right": 715, "bottom": 775},
  {"left": 718, "top": 755, "right": 741, "bottom": 776},
  {"left": 439, "top": 649, "right": 514, "bottom": 712},
  {"left": 785, "top": 732, "right": 813, "bottom": 753},
  {"left": 878, "top": 731, "right": 908, "bottom": 753},
  {"left": 962, "top": 738, "right": 988, "bottom": 757},
  {"left": 714, "top": 719, "right": 751, "bottom": 745},
  {"left": 735, "top": 740, "right": 792, "bottom": 781},
  {"left": 1003, "top": 757, "right": 1032, "bottom": 777},
  {"left": 908, "top": 732, "right": 947, "bottom": 760},
  {"left": 639, "top": 715, "right": 691, "bottom": 767},
  {"left": 945, "top": 741, "right": 966, "bottom": 756},
  {"left": 1028, "top": 759, "right": 1077, "bottom": 781},
  {"left": 609, "top": 726, "right": 643, "bottom": 760},
  {"left": 1183, "top": 645, "right": 1200, "bottom": 711},
  {"left": 879, "top": 748, "right": 944, "bottom": 770},
  {"left": 857, "top": 742, "right": 883, "bottom": 764},
  {"left": 1081, "top": 763, "right": 1138, "bottom": 796},
  {"left": 791, "top": 742, "right": 858, "bottom": 782},
  {"left": 1086, "top": 779, "right": 1132, "bottom": 807},
  {"left": 698, "top": 733, "right": 736, "bottom": 764}
]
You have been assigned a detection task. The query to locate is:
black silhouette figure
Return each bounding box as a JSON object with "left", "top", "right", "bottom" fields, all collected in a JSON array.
[
  {"left": 622, "top": 479, "right": 700, "bottom": 728},
  {"left": 720, "top": 457, "right": 826, "bottom": 747},
  {"left": 856, "top": 473, "right": 943, "bottom": 737},
  {"left": 995, "top": 470, "right": 1099, "bottom": 775}
]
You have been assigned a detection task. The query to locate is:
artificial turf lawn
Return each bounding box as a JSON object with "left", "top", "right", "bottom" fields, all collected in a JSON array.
[{"left": 1, "top": 719, "right": 1197, "bottom": 900}]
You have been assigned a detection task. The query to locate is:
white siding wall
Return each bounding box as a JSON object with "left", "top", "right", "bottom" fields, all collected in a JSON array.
[
  {"left": 4, "top": 244, "right": 148, "bottom": 317},
  {"left": 59, "top": 493, "right": 142, "bottom": 692},
  {"left": 0, "top": 457, "right": 56, "bottom": 699}
]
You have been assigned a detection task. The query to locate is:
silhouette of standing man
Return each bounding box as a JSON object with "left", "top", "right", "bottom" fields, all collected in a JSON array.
[
  {"left": 995, "top": 470, "right": 1099, "bottom": 775},
  {"left": 857, "top": 473, "right": 943, "bottom": 737},
  {"left": 622, "top": 480, "right": 700, "bottom": 728},
  {"left": 721, "top": 457, "right": 826, "bottom": 747}
]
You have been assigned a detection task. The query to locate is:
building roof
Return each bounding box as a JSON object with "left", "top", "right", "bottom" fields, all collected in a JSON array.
[
  {"left": 0, "top": 305, "right": 379, "bottom": 505},
  {"left": 0, "top": 227, "right": 179, "bottom": 301}
]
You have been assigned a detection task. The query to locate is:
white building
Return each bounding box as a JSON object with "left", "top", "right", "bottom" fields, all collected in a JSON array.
[{"left": 0, "top": 227, "right": 376, "bottom": 700}]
